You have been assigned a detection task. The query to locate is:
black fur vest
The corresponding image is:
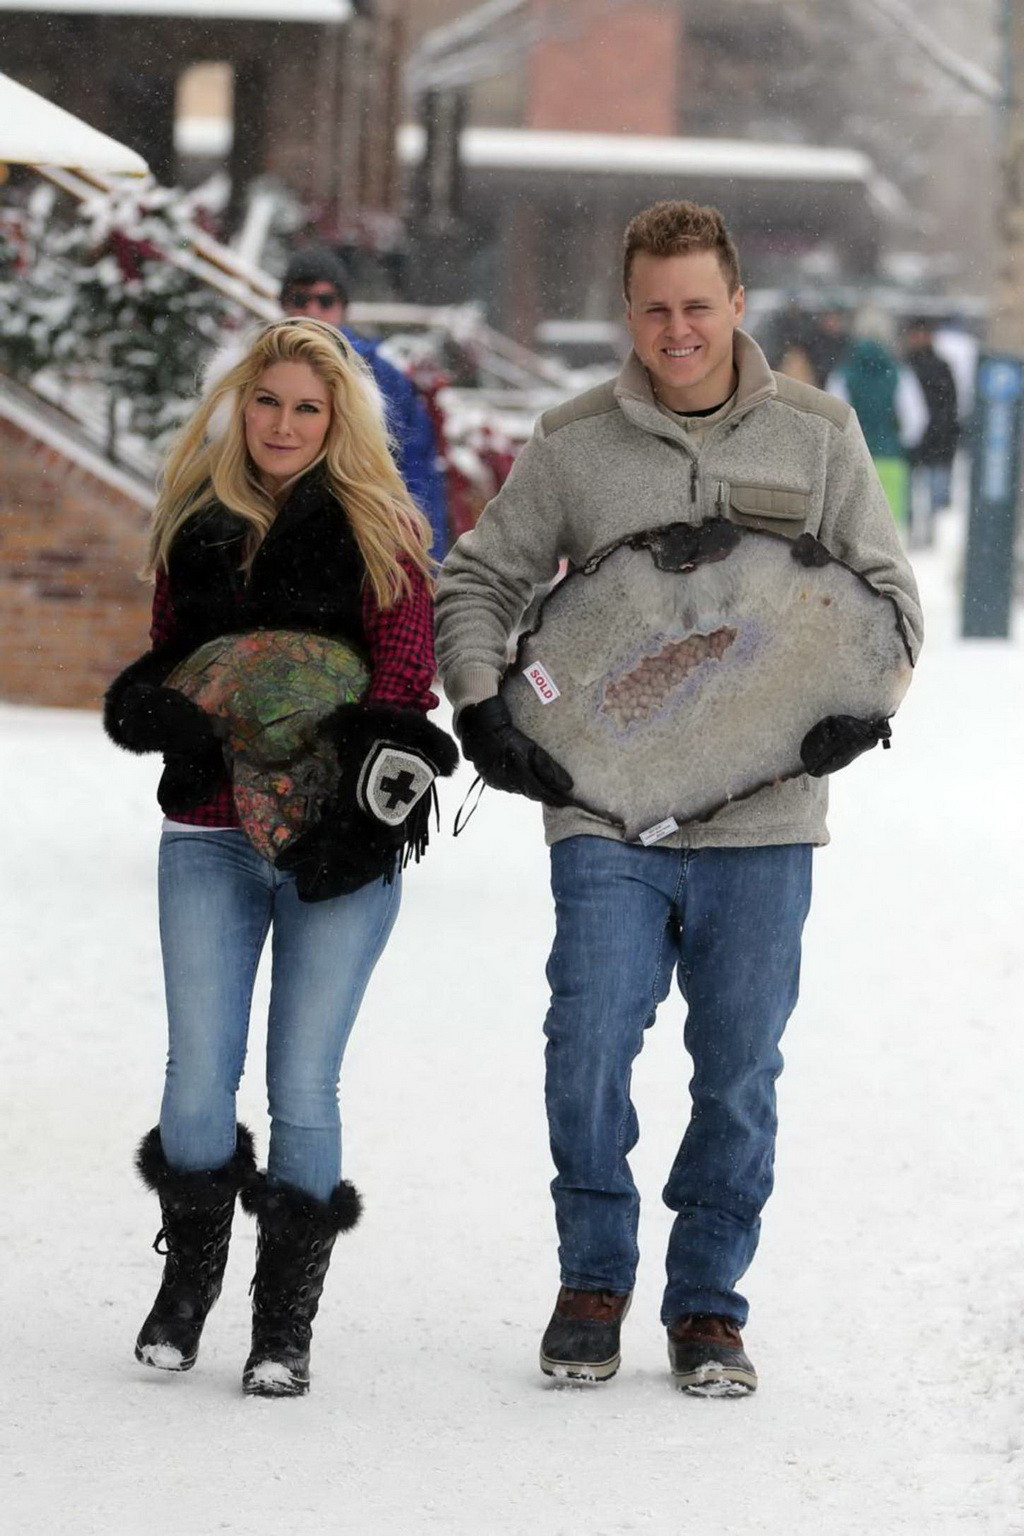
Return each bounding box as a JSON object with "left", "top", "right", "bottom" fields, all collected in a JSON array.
[{"left": 165, "top": 469, "right": 366, "bottom": 654}]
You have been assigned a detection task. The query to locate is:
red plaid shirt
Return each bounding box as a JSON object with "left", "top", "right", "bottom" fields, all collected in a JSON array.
[{"left": 152, "top": 563, "right": 439, "bottom": 827}]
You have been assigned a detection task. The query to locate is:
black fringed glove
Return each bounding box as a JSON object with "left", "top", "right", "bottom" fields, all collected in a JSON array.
[
  {"left": 156, "top": 747, "right": 229, "bottom": 814},
  {"left": 800, "top": 714, "right": 892, "bottom": 777},
  {"left": 317, "top": 702, "right": 459, "bottom": 830},
  {"left": 104, "top": 650, "right": 227, "bottom": 813},
  {"left": 456, "top": 696, "right": 574, "bottom": 807},
  {"left": 276, "top": 704, "right": 460, "bottom": 902},
  {"left": 274, "top": 805, "right": 403, "bottom": 902}
]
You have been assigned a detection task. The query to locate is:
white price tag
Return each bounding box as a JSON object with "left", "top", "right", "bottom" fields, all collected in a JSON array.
[{"left": 638, "top": 816, "right": 680, "bottom": 847}]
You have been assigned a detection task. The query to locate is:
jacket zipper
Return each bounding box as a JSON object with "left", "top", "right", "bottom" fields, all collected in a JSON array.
[{"left": 689, "top": 459, "right": 698, "bottom": 503}]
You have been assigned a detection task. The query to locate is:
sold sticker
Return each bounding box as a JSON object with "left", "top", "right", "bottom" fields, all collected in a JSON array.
[{"left": 523, "top": 660, "right": 560, "bottom": 704}]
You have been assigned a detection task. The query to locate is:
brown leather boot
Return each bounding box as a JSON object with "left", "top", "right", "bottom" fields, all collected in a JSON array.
[
  {"left": 540, "top": 1286, "right": 632, "bottom": 1381},
  {"left": 667, "top": 1313, "right": 757, "bottom": 1396}
]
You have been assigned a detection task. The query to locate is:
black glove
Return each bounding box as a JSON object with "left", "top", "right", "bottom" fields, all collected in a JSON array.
[
  {"left": 800, "top": 714, "right": 892, "bottom": 777},
  {"left": 790, "top": 532, "right": 833, "bottom": 569},
  {"left": 275, "top": 806, "right": 402, "bottom": 902},
  {"left": 276, "top": 704, "right": 461, "bottom": 902},
  {"left": 107, "top": 682, "right": 218, "bottom": 756},
  {"left": 316, "top": 702, "right": 459, "bottom": 830},
  {"left": 156, "top": 747, "right": 229, "bottom": 815},
  {"left": 457, "top": 696, "right": 574, "bottom": 807}
]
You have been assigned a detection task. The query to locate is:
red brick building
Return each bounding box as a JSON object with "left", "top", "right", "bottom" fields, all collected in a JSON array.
[
  {"left": 0, "top": 379, "right": 154, "bottom": 709},
  {"left": 401, "top": 0, "right": 896, "bottom": 337}
]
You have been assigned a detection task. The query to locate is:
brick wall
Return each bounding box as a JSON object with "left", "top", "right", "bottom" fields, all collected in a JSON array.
[
  {"left": 527, "top": 0, "right": 680, "bottom": 136},
  {"left": 0, "top": 416, "right": 153, "bottom": 710}
]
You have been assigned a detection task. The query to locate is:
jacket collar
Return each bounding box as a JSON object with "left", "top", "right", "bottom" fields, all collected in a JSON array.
[{"left": 613, "top": 329, "right": 776, "bottom": 444}]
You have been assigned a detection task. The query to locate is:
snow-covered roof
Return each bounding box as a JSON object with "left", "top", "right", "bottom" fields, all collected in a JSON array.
[
  {"left": 0, "top": 0, "right": 351, "bottom": 18},
  {"left": 0, "top": 71, "right": 148, "bottom": 175},
  {"left": 398, "top": 126, "right": 875, "bottom": 186}
]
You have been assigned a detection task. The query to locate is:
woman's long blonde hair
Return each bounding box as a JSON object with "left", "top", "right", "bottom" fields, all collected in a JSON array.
[{"left": 146, "top": 317, "right": 434, "bottom": 607}]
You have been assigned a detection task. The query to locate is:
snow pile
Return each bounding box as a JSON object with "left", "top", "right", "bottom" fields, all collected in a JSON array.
[{"left": 1, "top": 501, "right": 1021, "bottom": 1534}]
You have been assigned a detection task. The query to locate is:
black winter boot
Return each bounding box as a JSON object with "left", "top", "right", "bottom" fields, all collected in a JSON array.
[
  {"left": 540, "top": 1286, "right": 633, "bottom": 1381},
  {"left": 240, "top": 1173, "right": 362, "bottom": 1398},
  {"left": 134, "top": 1125, "right": 256, "bottom": 1372},
  {"left": 667, "top": 1314, "right": 758, "bottom": 1396}
]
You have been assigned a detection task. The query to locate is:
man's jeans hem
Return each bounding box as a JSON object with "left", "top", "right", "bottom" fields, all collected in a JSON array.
[
  {"left": 561, "top": 1269, "right": 636, "bottom": 1295},
  {"left": 661, "top": 1287, "right": 749, "bottom": 1329}
]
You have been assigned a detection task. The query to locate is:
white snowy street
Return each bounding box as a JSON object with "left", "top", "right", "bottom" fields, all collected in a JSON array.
[{"left": 2, "top": 513, "right": 1022, "bottom": 1536}]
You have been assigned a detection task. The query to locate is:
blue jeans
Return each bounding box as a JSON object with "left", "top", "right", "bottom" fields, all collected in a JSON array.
[
  {"left": 544, "top": 836, "right": 812, "bottom": 1327},
  {"left": 157, "top": 828, "right": 400, "bottom": 1200}
]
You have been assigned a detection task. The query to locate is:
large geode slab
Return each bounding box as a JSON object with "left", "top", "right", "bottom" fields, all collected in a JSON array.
[
  {"left": 166, "top": 630, "right": 369, "bottom": 860},
  {"left": 500, "top": 520, "right": 914, "bottom": 842}
]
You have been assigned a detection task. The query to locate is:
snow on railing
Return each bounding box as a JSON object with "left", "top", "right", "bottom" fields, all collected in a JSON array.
[{"left": 0, "top": 370, "right": 156, "bottom": 507}]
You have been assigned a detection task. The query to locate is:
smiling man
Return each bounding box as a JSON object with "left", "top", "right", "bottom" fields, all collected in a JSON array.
[
  {"left": 627, "top": 240, "right": 744, "bottom": 413},
  {"left": 435, "top": 201, "right": 922, "bottom": 1395}
]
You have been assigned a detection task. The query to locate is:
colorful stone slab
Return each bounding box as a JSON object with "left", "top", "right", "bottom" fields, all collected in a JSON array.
[{"left": 167, "top": 630, "right": 370, "bottom": 860}]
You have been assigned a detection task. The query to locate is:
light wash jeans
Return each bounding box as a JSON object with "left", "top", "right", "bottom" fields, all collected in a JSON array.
[
  {"left": 157, "top": 828, "right": 400, "bottom": 1200},
  {"left": 543, "top": 835, "right": 813, "bottom": 1327}
]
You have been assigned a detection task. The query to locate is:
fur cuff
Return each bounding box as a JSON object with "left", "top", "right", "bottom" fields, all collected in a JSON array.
[
  {"left": 240, "top": 1171, "right": 363, "bottom": 1234},
  {"left": 135, "top": 1124, "right": 257, "bottom": 1200},
  {"left": 103, "top": 641, "right": 196, "bottom": 753}
]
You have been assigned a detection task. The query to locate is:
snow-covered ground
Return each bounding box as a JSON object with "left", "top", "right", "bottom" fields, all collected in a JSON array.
[{"left": 2, "top": 507, "right": 1022, "bottom": 1536}]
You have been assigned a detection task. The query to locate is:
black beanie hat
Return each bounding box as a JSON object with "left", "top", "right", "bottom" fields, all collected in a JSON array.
[{"left": 282, "top": 247, "right": 350, "bottom": 304}]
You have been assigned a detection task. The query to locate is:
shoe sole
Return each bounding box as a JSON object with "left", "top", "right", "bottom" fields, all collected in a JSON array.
[
  {"left": 243, "top": 1359, "right": 309, "bottom": 1398},
  {"left": 539, "top": 1351, "right": 620, "bottom": 1382},
  {"left": 243, "top": 1380, "right": 308, "bottom": 1398},
  {"left": 671, "top": 1362, "right": 757, "bottom": 1397},
  {"left": 135, "top": 1342, "right": 196, "bottom": 1372}
]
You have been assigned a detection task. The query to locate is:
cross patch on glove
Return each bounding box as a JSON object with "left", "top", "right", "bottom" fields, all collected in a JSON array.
[{"left": 356, "top": 743, "right": 436, "bottom": 827}]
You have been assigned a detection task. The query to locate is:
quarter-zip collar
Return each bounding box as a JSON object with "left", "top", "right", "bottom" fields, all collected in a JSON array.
[{"left": 613, "top": 330, "right": 777, "bottom": 451}]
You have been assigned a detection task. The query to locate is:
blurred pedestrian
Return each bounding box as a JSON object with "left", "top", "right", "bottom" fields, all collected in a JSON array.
[
  {"left": 281, "top": 247, "right": 448, "bottom": 560},
  {"left": 765, "top": 298, "right": 820, "bottom": 386},
  {"left": 903, "top": 316, "right": 960, "bottom": 547},
  {"left": 933, "top": 317, "right": 978, "bottom": 426},
  {"left": 809, "top": 302, "right": 851, "bottom": 386},
  {"left": 828, "top": 306, "right": 925, "bottom": 532},
  {"left": 104, "top": 318, "right": 456, "bottom": 1398}
]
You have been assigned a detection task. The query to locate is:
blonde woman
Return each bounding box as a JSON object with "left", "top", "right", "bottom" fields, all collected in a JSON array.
[{"left": 103, "top": 319, "right": 457, "bottom": 1398}]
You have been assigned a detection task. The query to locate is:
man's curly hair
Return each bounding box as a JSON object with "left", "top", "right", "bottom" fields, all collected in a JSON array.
[{"left": 623, "top": 201, "right": 741, "bottom": 298}]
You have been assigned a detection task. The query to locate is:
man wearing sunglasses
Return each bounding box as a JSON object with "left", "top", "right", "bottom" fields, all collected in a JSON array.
[{"left": 281, "top": 248, "right": 447, "bottom": 560}]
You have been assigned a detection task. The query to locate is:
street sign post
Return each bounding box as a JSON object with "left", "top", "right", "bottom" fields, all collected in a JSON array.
[{"left": 962, "top": 353, "right": 1023, "bottom": 638}]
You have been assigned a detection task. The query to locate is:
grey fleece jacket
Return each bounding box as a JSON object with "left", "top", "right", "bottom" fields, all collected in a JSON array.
[{"left": 435, "top": 331, "right": 923, "bottom": 849}]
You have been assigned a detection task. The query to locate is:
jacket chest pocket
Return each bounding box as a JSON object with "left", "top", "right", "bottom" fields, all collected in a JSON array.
[{"left": 726, "top": 482, "right": 811, "bottom": 538}]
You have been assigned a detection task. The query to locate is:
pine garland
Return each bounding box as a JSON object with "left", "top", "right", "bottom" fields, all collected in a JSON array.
[{"left": 0, "top": 185, "right": 236, "bottom": 450}]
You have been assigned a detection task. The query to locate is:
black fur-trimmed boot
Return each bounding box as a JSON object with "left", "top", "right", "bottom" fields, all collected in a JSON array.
[
  {"left": 134, "top": 1125, "right": 256, "bottom": 1372},
  {"left": 239, "top": 1173, "right": 362, "bottom": 1398}
]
